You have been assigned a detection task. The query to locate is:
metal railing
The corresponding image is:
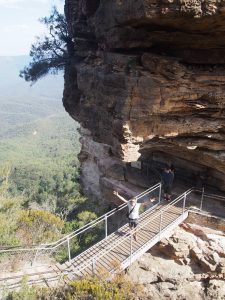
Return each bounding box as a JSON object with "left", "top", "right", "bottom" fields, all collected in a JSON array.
[
  {"left": 0, "top": 182, "right": 161, "bottom": 271},
  {"left": 66, "top": 186, "right": 225, "bottom": 277},
  {"left": 66, "top": 187, "right": 194, "bottom": 277},
  {"left": 0, "top": 185, "right": 225, "bottom": 288}
]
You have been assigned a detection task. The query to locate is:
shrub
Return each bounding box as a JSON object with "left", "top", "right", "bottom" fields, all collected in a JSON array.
[
  {"left": 4, "top": 274, "right": 143, "bottom": 300},
  {"left": 17, "top": 209, "right": 64, "bottom": 245}
]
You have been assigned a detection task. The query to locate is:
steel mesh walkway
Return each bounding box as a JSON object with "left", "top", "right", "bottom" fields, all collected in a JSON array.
[{"left": 0, "top": 184, "right": 220, "bottom": 290}]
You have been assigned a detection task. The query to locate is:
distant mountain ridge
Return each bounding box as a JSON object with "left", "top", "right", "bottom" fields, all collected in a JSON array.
[
  {"left": 0, "top": 55, "right": 64, "bottom": 98},
  {"left": 0, "top": 55, "right": 65, "bottom": 137}
]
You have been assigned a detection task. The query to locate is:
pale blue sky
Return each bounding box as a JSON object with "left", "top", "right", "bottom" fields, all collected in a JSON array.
[{"left": 0, "top": 0, "right": 64, "bottom": 56}]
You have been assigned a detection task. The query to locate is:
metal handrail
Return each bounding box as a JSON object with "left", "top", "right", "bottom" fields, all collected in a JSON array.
[
  {"left": 65, "top": 195, "right": 161, "bottom": 274},
  {"left": 0, "top": 203, "right": 127, "bottom": 251},
  {"left": 202, "top": 193, "right": 225, "bottom": 201},
  {"left": 1, "top": 186, "right": 224, "bottom": 288},
  {"left": 70, "top": 188, "right": 192, "bottom": 275},
  {"left": 64, "top": 186, "right": 161, "bottom": 268},
  {"left": 0, "top": 182, "right": 161, "bottom": 255}
]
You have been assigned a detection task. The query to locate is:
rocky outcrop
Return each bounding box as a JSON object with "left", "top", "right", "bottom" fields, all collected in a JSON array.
[
  {"left": 127, "top": 222, "right": 225, "bottom": 299},
  {"left": 63, "top": 0, "right": 225, "bottom": 199}
]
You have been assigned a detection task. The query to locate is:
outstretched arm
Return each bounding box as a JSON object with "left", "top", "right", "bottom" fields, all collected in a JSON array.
[{"left": 113, "top": 191, "right": 128, "bottom": 203}]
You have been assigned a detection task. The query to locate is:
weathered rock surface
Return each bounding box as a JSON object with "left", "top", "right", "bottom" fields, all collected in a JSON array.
[
  {"left": 63, "top": 0, "right": 225, "bottom": 200},
  {"left": 126, "top": 223, "right": 225, "bottom": 299}
]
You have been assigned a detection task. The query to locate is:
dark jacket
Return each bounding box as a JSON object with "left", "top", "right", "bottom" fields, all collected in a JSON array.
[{"left": 162, "top": 170, "right": 174, "bottom": 185}]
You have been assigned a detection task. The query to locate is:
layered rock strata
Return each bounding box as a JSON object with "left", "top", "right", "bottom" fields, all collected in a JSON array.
[{"left": 63, "top": 0, "right": 225, "bottom": 199}]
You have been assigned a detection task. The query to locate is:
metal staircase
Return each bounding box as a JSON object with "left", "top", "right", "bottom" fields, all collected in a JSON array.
[{"left": 0, "top": 183, "right": 220, "bottom": 290}]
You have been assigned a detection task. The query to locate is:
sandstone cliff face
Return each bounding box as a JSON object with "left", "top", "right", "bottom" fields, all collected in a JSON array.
[{"left": 63, "top": 0, "right": 225, "bottom": 200}]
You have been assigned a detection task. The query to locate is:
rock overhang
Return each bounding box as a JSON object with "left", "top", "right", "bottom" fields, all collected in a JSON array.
[{"left": 63, "top": 0, "right": 225, "bottom": 195}]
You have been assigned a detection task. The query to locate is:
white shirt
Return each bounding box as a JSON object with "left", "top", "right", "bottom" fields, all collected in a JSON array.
[{"left": 127, "top": 202, "right": 141, "bottom": 219}]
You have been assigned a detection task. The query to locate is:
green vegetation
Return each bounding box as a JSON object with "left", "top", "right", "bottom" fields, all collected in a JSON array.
[
  {"left": 0, "top": 110, "right": 98, "bottom": 247},
  {"left": 17, "top": 209, "right": 64, "bottom": 245},
  {"left": 0, "top": 55, "right": 107, "bottom": 280},
  {"left": 0, "top": 112, "right": 83, "bottom": 214},
  {"left": 0, "top": 112, "right": 79, "bottom": 163},
  {"left": 4, "top": 274, "right": 143, "bottom": 300},
  {"left": 0, "top": 165, "right": 23, "bottom": 247},
  {"left": 0, "top": 54, "right": 106, "bottom": 261},
  {"left": 0, "top": 166, "right": 64, "bottom": 247}
]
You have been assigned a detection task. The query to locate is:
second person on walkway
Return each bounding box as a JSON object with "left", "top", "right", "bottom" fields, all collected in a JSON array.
[{"left": 161, "top": 165, "right": 174, "bottom": 201}]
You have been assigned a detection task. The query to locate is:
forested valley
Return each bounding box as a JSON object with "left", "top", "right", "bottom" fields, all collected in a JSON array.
[{"left": 0, "top": 56, "right": 99, "bottom": 256}]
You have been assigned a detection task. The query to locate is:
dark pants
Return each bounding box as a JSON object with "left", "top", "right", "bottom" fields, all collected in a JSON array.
[
  {"left": 128, "top": 218, "right": 138, "bottom": 228},
  {"left": 163, "top": 184, "right": 172, "bottom": 195}
]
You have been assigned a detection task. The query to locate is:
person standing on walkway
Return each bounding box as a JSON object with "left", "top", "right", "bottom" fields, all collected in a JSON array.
[
  {"left": 161, "top": 165, "right": 174, "bottom": 201},
  {"left": 113, "top": 191, "right": 155, "bottom": 241}
]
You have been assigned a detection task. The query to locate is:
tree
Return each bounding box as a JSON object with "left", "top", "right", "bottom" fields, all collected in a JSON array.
[
  {"left": 20, "top": 6, "right": 74, "bottom": 83},
  {"left": 0, "top": 165, "right": 23, "bottom": 247},
  {"left": 18, "top": 209, "right": 64, "bottom": 245}
]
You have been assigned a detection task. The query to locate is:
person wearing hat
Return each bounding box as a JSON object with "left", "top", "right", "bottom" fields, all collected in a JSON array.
[{"left": 113, "top": 191, "right": 155, "bottom": 241}]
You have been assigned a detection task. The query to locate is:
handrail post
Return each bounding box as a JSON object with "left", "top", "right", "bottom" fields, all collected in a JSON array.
[
  {"left": 200, "top": 187, "right": 204, "bottom": 211},
  {"left": 32, "top": 248, "right": 38, "bottom": 266},
  {"left": 67, "top": 237, "right": 71, "bottom": 262},
  {"left": 159, "top": 211, "right": 162, "bottom": 239},
  {"left": 158, "top": 183, "right": 162, "bottom": 204},
  {"left": 92, "top": 258, "right": 95, "bottom": 275},
  {"left": 182, "top": 192, "right": 187, "bottom": 214},
  {"left": 105, "top": 215, "right": 108, "bottom": 239},
  {"left": 130, "top": 233, "right": 133, "bottom": 266}
]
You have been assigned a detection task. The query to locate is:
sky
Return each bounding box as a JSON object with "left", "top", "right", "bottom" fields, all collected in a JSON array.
[{"left": 0, "top": 0, "right": 64, "bottom": 56}]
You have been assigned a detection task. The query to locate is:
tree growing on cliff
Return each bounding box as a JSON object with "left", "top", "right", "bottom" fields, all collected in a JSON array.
[{"left": 20, "top": 7, "right": 74, "bottom": 83}]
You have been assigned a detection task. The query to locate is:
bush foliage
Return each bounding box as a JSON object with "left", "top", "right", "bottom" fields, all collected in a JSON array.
[
  {"left": 18, "top": 209, "right": 64, "bottom": 245},
  {"left": 4, "top": 274, "right": 143, "bottom": 300}
]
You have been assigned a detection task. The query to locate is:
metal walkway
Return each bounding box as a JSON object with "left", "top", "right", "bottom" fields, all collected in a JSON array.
[{"left": 0, "top": 184, "right": 221, "bottom": 290}]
